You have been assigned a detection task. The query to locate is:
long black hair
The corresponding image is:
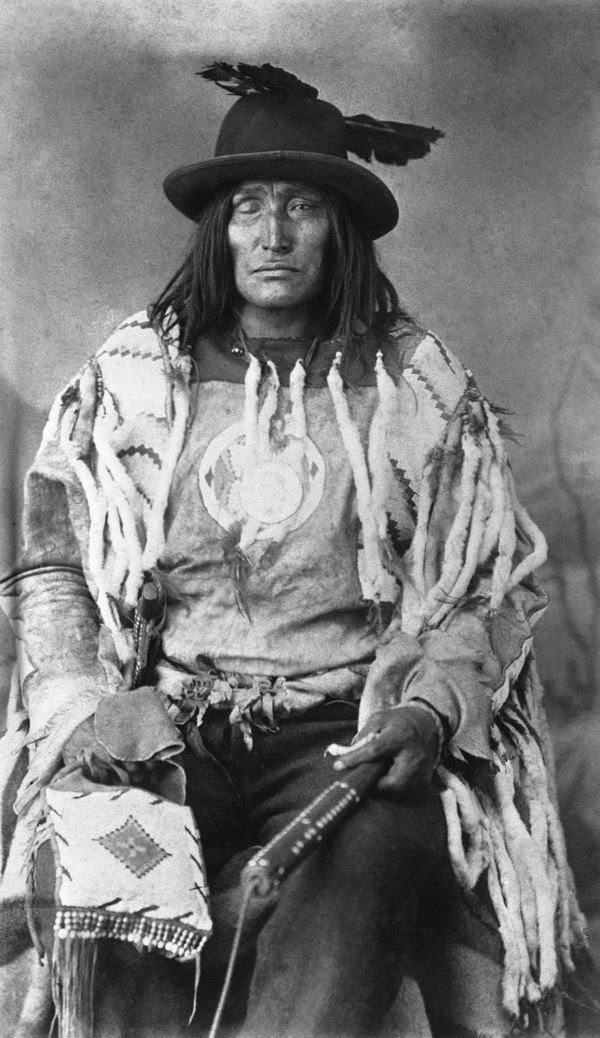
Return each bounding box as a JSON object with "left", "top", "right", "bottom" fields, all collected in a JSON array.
[{"left": 149, "top": 183, "right": 414, "bottom": 353}]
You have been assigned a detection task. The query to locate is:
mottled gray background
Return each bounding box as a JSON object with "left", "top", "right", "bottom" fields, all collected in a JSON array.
[{"left": 1, "top": 0, "right": 599, "bottom": 981}]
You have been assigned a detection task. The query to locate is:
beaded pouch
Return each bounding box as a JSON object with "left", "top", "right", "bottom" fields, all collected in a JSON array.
[{"left": 43, "top": 786, "right": 212, "bottom": 1037}]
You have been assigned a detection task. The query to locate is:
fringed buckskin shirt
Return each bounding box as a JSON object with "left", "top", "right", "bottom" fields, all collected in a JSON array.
[{"left": 1, "top": 310, "right": 586, "bottom": 1019}]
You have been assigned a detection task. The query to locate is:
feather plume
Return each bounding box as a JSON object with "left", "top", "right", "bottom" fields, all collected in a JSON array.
[
  {"left": 345, "top": 114, "right": 444, "bottom": 165},
  {"left": 489, "top": 403, "right": 522, "bottom": 444},
  {"left": 198, "top": 62, "right": 444, "bottom": 167},
  {"left": 197, "top": 62, "right": 319, "bottom": 100}
]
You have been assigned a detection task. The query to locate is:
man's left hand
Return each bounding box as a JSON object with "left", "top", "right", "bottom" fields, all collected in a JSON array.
[{"left": 331, "top": 705, "right": 441, "bottom": 797}]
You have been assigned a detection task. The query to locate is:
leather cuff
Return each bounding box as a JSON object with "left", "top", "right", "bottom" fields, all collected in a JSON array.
[{"left": 94, "top": 687, "right": 184, "bottom": 762}]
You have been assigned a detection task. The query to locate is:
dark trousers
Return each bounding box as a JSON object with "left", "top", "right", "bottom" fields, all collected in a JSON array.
[
  {"left": 35, "top": 703, "right": 453, "bottom": 1038},
  {"left": 183, "top": 702, "right": 451, "bottom": 1038}
]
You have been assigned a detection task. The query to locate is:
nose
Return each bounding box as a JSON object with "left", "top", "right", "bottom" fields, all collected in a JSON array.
[{"left": 260, "top": 210, "right": 291, "bottom": 251}]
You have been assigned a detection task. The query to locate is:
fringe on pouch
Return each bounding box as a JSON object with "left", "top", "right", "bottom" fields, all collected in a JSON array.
[
  {"left": 50, "top": 910, "right": 208, "bottom": 1038},
  {"left": 52, "top": 935, "right": 98, "bottom": 1038}
]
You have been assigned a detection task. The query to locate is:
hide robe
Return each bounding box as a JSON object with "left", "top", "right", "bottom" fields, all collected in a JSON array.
[{"left": 0, "top": 311, "right": 586, "bottom": 1037}]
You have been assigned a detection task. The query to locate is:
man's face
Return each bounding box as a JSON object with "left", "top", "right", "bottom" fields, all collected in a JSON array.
[{"left": 227, "top": 181, "right": 330, "bottom": 315}]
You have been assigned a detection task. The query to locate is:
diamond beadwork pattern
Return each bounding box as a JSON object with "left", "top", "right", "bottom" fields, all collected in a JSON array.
[{"left": 97, "top": 816, "right": 171, "bottom": 878}]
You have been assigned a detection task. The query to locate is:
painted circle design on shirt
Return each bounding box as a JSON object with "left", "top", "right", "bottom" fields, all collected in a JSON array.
[
  {"left": 238, "top": 461, "right": 303, "bottom": 524},
  {"left": 199, "top": 421, "right": 325, "bottom": 539}
]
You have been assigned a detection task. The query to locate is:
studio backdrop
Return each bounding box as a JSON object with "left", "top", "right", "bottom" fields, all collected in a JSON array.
[{"left": 2, "top": 0, "right": 599, "bottom": 966}]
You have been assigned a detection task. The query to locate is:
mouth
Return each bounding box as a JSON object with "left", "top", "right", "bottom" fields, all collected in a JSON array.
[{"left": 254, "top": 265, "right": 299, "bottom": 273}]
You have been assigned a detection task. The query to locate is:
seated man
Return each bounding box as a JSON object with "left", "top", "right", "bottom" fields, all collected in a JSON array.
[{"left": 0, "top": 62, "right": 585, "bottom": 1038}]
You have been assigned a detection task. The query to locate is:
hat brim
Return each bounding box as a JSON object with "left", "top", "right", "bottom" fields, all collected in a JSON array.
[{"left": 163, "top": 151, "right": 399, "bottom": 240}]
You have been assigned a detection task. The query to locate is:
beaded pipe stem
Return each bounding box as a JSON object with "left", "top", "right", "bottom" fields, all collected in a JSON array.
[{"left": 241, "top": 760, "right": 387, "bottom": 898}]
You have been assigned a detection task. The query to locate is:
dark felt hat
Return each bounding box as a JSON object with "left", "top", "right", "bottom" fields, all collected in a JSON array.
[
  {"left": 163, "top": 65, "right": 443, "bottom": 241},
  {"left": 164, "top": 94, "right": 399, "bottom": 240}
]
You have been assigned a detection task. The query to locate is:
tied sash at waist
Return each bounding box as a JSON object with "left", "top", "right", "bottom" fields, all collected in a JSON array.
[{"left": 156, "top": 662, "right": 369, "bottom": 749}]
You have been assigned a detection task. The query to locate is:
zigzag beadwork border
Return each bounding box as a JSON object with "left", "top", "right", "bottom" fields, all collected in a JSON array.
[
  {"left": 117, "top": 444, "right": 163, "bottom": 469},
  {"left": 402, "top": 365, "right": 453, "bottom": 422},
  {"left": 389, "top": 458, "right": 418, "bottom": 522}
]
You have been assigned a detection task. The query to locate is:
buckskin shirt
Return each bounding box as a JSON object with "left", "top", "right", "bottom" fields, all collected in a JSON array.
[{"left": 0, "top": 310, "right": 586, "bottom": 1026}]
